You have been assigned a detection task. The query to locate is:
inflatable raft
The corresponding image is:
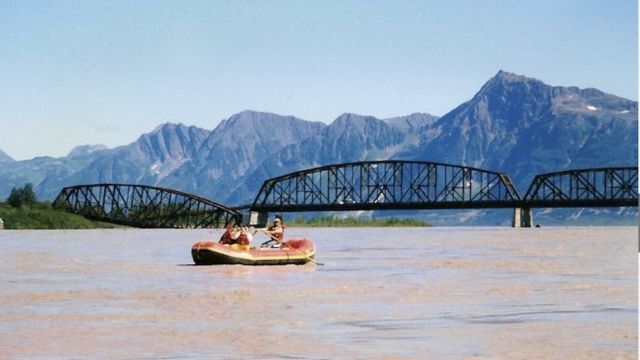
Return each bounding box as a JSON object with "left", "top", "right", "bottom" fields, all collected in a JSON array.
[{"left": 191, "top": 238, "right": 316, "bottom": 266}]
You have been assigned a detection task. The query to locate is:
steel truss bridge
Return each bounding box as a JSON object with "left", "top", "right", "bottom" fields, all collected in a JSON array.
[
  {"left": 53, "top": 184, "right": 241, "bottom": 228},
  {"left": 523, "top": 167, "right": 638, "bottom": 208},
  {"left": 252, "top": 162, "right": 638, "bottom": 212},
  {"left": 252, "top": 161, "right": 521, "bottom": 212},
  {"left": 250, "top": 162, "right": 637, "bottom": 227},
  {"left": 53, "top": 162, "right": 637, "bottom": 228}
]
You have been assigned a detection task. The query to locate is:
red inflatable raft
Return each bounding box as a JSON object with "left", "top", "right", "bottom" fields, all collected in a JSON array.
[{"left": 191, "top": 238, "right": 316, "bottom": 266}]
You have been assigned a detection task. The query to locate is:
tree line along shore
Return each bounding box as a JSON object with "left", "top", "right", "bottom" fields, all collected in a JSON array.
[
  {"left": 0, "top": 202, "right": 118, "bottom": 229},
  {"left": 0, "top": 183, "right": 118, "bottom": 229},
  {"left": 0, "top": 184, "right": 431, "bottom": 230},
  {"left": 0, "top": 203, "right": 431, "bottom": 230},
  {"left": 285, "top": 216, "right": 431, "bottom": 227}
]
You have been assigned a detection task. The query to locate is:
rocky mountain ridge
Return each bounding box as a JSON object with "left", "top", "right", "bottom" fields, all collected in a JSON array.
[{"left": 397, "top": 70, "right": 638, "bottom": 186}]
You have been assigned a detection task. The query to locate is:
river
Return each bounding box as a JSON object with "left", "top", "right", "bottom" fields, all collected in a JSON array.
[{"left": 0, "top": 227, "right": 637, "bottom": 359}]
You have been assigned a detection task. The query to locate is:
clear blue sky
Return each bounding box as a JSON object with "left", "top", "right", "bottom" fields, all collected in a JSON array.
[{"left": 0, "top": 0, "right": 637, "bottom": 160}]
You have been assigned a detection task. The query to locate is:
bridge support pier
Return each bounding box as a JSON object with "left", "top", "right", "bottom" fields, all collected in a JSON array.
[
  {"left": 512, "top": 208, "right": 533, "bottom": 228},
  {"left": 246, "top": 211, "right": 269, "bottom": 227}
]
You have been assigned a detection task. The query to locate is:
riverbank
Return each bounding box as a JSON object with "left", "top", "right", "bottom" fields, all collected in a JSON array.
[
  {"left": 0, "top": 202, "right": 118, "bottom": 229},
  {"left": 0, "top": 203, "right": 430, "bottom": 229},
  {"left": 285, "top": 215, "right": 431, "bottom": 227}
]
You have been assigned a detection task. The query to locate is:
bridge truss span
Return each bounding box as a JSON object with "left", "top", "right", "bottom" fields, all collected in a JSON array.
[
  {"left": 252, "top": 160, "right": 521, "bottom": 212},
  {"left": 523, "top": 167, "right": 638, "bottom": 208},
  {"left": 53, "top": 184, "right": 241, "bottom": 228}
]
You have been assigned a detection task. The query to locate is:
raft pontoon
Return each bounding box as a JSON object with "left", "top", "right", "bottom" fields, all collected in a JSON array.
[{"left": 191, "top": 239, "right": 316, "bottom": 266}]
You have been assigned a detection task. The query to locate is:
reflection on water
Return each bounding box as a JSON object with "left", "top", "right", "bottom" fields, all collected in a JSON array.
[{"left": 0, "top": 227, "right": 637, "bottom": 359}]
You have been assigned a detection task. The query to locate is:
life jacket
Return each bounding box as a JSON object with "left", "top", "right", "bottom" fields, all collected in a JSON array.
[
  {"left": 219, "top": 230, "right": 233, "bottom": 245},
  {"left": 237, "top": 232, "right": 250, "bottom": 245},
  {"left": 268, "top": 225, "right": 284, "bottom": 242}
]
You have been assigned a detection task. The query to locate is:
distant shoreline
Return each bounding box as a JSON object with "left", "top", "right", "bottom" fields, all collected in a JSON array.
[
  {"left": 0, "top": 202, "right": 118, "bottom": 230},
  {"left": 283, "top": 216, "right": 431, "bottom": 228},
  {"left": 0, "top": 202, "right": 431, "bottom": 229}
]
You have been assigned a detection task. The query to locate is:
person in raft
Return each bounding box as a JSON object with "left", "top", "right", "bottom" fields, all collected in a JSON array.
[
  {"left": 219, "top": 225, "right": 252, "bottom": 251},
  {"left": 264, "top": 217, "right": 284, "bottom": 247},
  {"left": 218, "top": 225, "right": 235, "bottom": 245},
  {"left": 236, "top": 227, "right": 252, "bottom": 246}
]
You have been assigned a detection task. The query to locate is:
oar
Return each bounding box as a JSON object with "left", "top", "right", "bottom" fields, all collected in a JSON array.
[{"left": 259, "top": 229, "right": 324, "bottom": 266}]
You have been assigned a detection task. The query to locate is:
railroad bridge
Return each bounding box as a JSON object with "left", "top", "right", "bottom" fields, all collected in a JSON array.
[
  {"left": 54, "top": 161, "right": 638, "bottom": 228},
  {"left": 53, "top": 184, "right": 241, "bottom": 228}
]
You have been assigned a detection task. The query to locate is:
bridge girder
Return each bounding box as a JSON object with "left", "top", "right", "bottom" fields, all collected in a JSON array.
[
  {"left": 53, "top": 184, "right": 241, "bottom": 228},
  {"left": 251, "top": 160, "right": 521, "bottom": 212},
  {"left": 523, "top": 167, "right": 639, "bottom": 208}
]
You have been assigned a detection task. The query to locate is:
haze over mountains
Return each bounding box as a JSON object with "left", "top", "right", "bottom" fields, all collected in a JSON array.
[{"left": 1, "top": 71, "right": 637, "bottom": 224}]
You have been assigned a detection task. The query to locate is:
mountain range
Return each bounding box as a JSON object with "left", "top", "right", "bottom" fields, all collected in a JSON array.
[
  {"left": 1, "top": 71, "right": 637, "bottom": 225},
  {"left": 0, "top": 149, "right": 13, "bottom": 163}
]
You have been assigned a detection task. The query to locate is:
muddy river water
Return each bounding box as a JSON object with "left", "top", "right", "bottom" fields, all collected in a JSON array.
[{"left": 0, "top": 227, "right": 637, "bottom": 359}]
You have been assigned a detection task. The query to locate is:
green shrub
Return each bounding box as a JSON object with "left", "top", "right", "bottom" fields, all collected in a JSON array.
[
  {"left": 0, "top": 202, "right": 120, "bottom": 229},
  {"left": 7, "top": 183, "right": 38, "bottom": 208}
]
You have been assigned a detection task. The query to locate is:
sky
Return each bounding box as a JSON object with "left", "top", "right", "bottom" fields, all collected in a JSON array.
[{"left": 0, "top": 0, "right": 637, "bottom": 160}]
